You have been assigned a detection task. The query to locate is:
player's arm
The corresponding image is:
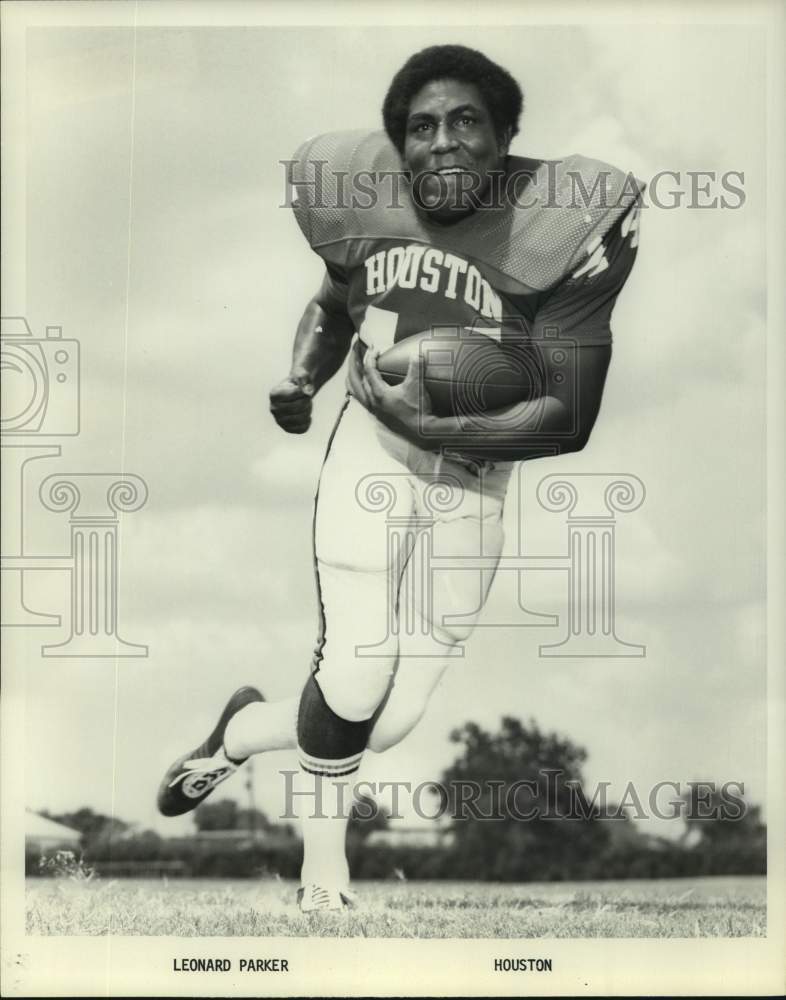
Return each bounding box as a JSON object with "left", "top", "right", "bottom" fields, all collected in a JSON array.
[
  {"left": 418, "top": 341, "right": 612, "bottom": 462},
  {"left": 361, "top": 343, "right": 606, "bottom": 460},
  {"left": 270, "top": 266, "right": 355, "bottom": 434}
]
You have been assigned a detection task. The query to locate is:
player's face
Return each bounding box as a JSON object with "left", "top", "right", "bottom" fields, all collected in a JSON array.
[{"left": 403, "top": 78, "right": 508, "bottom": 224}]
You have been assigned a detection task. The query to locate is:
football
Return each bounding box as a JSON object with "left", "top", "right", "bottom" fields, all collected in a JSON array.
[{"left": 377, "top": 329, "right": 533, "bottom": 418}]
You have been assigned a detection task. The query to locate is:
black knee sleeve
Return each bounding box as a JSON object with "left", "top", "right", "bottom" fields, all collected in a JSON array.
[{"left": 297, "top": 673, "right": 370, "bottom": 776}]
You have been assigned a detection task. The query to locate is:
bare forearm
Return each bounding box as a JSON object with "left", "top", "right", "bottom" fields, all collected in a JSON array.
[
  {"left": 290, "top": 298, "right": 355, "bottom": 392},
  {"left": 357, "top": 329, "right": 610, "bottom": 462},
  {"left": 270, "top": 282, "right": 355, "bottom": 435},
  {"left": 418, "top": 395, "right": 587, "bottom": 462}
]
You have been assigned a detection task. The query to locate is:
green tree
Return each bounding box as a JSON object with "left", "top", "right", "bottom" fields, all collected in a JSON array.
[
  {"left": 43, "top": 807, "right": 129, "bottom": 843},
  {"left": 236, "top": 807, "right": 272, "bottom": 833},
  {"left": 194, "top": 799, "right": 277, "bottom": 834},
  {"left": 194, "top": 798, "right": 240, "bottom": 831},
  {"left": 681, "top": 783, "right": 766, "bottom": 874},
  {"left": 438, "top": 717, "right": 609, "bottom": 880},
  {"left": 348, "top": 792, "right": 389, "bottom": 840}
]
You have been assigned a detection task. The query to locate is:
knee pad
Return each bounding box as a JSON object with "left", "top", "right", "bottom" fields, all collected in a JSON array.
[
  {"left": 367, "top": 649, "right": 450, "bottom": 754},
  {"left": 426, "top": 606, "right": 481, "bottom": 646},
  {"left": 367, "top": 703, "right": 425, "bottom": 754},
  {"left": 427, "top": 518, "right": 505, "bottom": 643},
  {"left": 297, "top": 672, "right": 370, "bottom": 770},
  {"left": 316, "top": 652, "right": 396, "bottom": 723},
  {"left": 431, "top": 615, "right": 475, "bottom": 644}
]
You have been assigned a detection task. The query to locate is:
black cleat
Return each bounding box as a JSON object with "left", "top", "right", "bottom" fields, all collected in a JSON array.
[{"left": 156, "top": 685, "right": 264, "bottom": 817}]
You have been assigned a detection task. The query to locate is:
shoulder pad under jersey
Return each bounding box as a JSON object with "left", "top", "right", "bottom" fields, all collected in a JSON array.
[
  {"left": 288, "top": 130, "right": 406, "bottom": 251},
  {"left": 288, "top": 130, "right": 644, "bottom": 292}
]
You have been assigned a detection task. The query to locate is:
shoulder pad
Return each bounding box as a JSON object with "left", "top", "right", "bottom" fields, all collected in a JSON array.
[
  {"left": 288, "top": 133, "right": 644, "bottom": 289},
  {"left": 288, "top": 130, "right": 406, "bottom": 254},
  {"left": 491, "top": 154, "right": 644, "bottom": 289}
]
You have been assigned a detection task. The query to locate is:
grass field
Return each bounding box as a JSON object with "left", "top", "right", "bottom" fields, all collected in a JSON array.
[{"left": 26, "top": 875, "right": 765, "bottom": 938}]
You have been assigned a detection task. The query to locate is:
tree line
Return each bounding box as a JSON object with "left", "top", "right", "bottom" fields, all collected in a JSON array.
[{"left": 30, "top": 717, "right": 765, "bottom": 881}]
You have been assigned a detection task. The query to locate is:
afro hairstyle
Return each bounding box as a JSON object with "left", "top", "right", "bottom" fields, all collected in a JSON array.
[{"left": 382, "top": 44, "right": 523, "bottom": 154}]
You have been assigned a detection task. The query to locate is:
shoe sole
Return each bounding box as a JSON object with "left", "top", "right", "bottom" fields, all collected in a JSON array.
[{"left": 296, "top": 887, "right": 356, "bottom": 912}]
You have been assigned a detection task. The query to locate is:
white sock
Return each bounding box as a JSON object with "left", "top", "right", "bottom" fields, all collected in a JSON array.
[
  {"left": 297, "top": 769, "right": 351, "bottom": 889},
  {"left": 222, "top": 697, "right": 298, "bottom": 760}
]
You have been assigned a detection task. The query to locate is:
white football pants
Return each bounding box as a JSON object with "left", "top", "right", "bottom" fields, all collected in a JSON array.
[{"left": 312, "top": 395, "right": 512, "bottom": 724}]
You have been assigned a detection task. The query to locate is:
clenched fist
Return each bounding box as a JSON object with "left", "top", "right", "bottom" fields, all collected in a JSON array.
[{"left": 269, "top": 373, "right": 315, "bottom": 434}]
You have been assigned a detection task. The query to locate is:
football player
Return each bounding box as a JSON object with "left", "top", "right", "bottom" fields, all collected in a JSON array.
[{"left": 157, "top": 44, "right": 642, "bottom": 912}]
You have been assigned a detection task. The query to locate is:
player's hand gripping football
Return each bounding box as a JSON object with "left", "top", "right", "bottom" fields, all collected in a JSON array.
[
  {"left": 269, "top": 372, "right": 315, "bottom": 434},
  {"left": 358, "top": 346, "right": 433, "bottom": 443}
]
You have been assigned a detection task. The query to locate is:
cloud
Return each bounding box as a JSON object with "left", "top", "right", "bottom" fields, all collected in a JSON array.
[
  {"left": 250, "top": 439, "right": 326, "bottom": 498},
  {"left": 118, "top": 504, "right": 317, "bottom": 624}
]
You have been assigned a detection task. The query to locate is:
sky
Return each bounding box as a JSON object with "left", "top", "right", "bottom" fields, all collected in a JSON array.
[{"left": 6, "top": 21, "right": 767, "bottom": 841}]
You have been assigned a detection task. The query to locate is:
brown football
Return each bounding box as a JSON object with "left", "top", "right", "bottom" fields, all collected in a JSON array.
[{"left": 376, "top": 330, "right": 533, "bottom": 418}]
